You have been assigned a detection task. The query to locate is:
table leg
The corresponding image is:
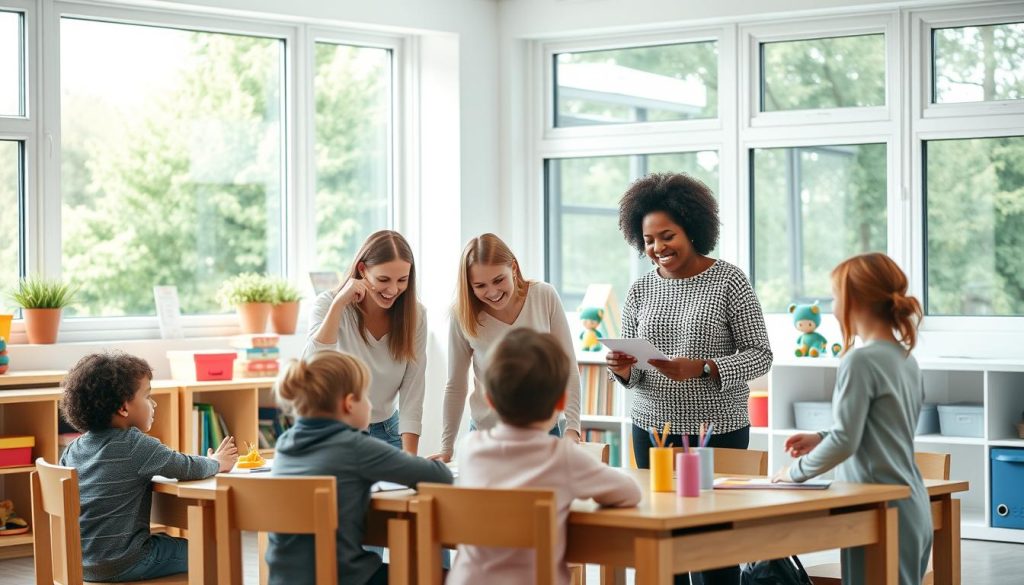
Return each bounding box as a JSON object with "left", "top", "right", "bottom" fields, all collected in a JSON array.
[
  {"left": 388, "top": 517, "right": 412, "bottom": 585},
  {"left": 187, "top": 503, "right": 217, "bottom": 585},
  {"left": 864, "top": 504, "right": 899, "bottom": 585},
  {"left": 634, "top": 536, "right": 672, "bottom": 585},
  {"left": 932, "top": 496, "right": 960, "bottom": 585}
]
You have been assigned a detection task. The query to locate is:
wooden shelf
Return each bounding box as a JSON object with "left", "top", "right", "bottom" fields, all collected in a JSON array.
[
  {"left": 0, "top": 370, "right": 65, "bottom": 388},
  {"left": 0, "top": 532, "right": 34, "bottom": 547},
  {"left": 913, "top": 434, "right": 985, "bottom": 446},
  {"left": 0, "top": 465, "right": 35, "bottom": 476}
]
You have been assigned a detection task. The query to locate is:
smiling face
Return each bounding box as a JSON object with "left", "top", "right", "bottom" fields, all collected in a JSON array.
[
  {"left": 359, "top": 259, "right": 411, "bottom": 310},
  {"left": 469, "top": 262, "right": 517, "bottom": 311},
  {"left": 642, "top": 211, "right": 694, "bottom": 276},
  {"left": 122, "top": 377, "right": 156, "bottom": 432}
]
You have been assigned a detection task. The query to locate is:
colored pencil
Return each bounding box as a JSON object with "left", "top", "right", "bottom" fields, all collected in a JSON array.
[
  {"left": 682, "top": 434, "right": 689, "bottom": 454},
  {"left": 703, "top": 422, "right": 715, "bottom": 447},
  {"left": 699, "top": 423, "right": 706, "bottom": 448}
]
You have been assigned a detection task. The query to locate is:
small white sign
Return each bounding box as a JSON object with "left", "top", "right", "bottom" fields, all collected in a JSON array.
[{"left": 153, "top": 286, "right": 184, "bottom": 339}]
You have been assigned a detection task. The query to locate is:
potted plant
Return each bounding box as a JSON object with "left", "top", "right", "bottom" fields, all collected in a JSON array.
[
  {"left": 217, "top": 273, "right": 274, "bottom": 334},
  {"left": 10, "top": 277, "right": 78, "bottom": 344},
  {"left": 269, "top": 278, "right": 302, "bottom": 335}
]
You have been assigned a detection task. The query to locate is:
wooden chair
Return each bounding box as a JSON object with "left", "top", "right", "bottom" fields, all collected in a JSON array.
[
  {"left": 30, "top": 458, "right": 186, "bottom": 585},
  {"left": 411, "top": 483, "right": 558, "bottom": 585},
  {"left": 579, "top": 441, "right": 610, "bottom": 464},
  {"left": 807, "top": 451, "right": 953, "bottom": 585},
  {"left": 214, "top": 475, "right": 338, "bottom": 585},
  {"left": 671, "top": 447, "right": 769, "bottom": 475}
]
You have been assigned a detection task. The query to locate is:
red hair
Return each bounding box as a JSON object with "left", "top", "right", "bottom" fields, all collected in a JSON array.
[{"left": 831, "top": 253, "right": 923, "bottom": 355}]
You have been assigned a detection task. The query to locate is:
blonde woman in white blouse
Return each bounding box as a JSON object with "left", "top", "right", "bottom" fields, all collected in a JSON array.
[
  {"left": 304, "top": 230, "right": 427, "bottom": 455},
  {"left": 429, "top": 233, "right": 582, "bottom": 462}
]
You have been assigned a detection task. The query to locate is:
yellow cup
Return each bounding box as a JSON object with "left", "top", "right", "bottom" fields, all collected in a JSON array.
[
  {"left": 0, "top": 314, "right": 12, "bottom": 344},
  {"left": 649, "top": 447, "right": 674, "bottom": 492}
]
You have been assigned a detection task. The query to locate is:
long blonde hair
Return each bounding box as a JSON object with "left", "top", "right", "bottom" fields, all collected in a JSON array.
[
  {"left": 276, "top": 351, "right": 370, "bottom": 417},
  {"left": 454, "top": 233, "right": 530, "bottom": 338},
  {"left": 831, "top": 253, "right": 923, "bottom": 355},
  {"left": 342, "top": 230, "right": 419, "bottom": 361}
]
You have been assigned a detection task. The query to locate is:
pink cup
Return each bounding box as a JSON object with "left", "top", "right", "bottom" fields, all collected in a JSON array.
[{"left": 676, "top": 452, "right": 700, "bottom": 497}]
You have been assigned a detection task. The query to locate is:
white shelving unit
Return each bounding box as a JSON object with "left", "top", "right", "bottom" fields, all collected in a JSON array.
[
  {"left": 767, "top": 356, "right": 1024, "bottom": 544},
  {"left": 577, "top": 352, "right": 633, "bottom": 468}
]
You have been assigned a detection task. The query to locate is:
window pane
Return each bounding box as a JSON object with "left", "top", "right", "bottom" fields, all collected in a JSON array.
[
  {"left": 925, "top": 137, "right": 1024, "bottom": 315},
  {"left": 0, "top": 11, "right": 22, "bottom": 116},
  {"left": 761, "top": 34, "right": 885, "bottom": 112},
  {"left": 60, "top": 19, "right": 284, "bottom": 317},
  {"left": 314, "top": 43, "right": 391, "bottom": 271},
  {"left": 752, "top": 144, "right": 887, "bottom": 312},
  {"left": 546, "top": 152, "right": 720, "bottom": 307},
  {"left": 554, "top": 42, "right": 718, "bottom": 127},
  {"left": 0, "top": 141, "right": 20, "bottom": 290},
  {"left": 933, "top": 22, "right": 1024, "bottom": 104}
]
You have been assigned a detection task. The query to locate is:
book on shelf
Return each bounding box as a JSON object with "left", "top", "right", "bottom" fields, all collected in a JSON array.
[
  {"left": 256, "top": 406, "right": 294, "bottom": 450},
  {"left": 192, "top": 403, "right": 230, "bottom": 454},
  {"left": 579, "top": 364, "right": 616, "bottom": 416}
]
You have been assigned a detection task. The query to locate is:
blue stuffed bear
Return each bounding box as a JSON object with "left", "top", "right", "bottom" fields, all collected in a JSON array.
[{"left": 788, "top": 301, "right": 841, "bottom": 357}]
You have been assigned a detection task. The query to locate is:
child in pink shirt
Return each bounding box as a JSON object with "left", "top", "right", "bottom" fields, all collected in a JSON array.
[{"left": 449, "top": 328, "right": 642, "bottom": 585}]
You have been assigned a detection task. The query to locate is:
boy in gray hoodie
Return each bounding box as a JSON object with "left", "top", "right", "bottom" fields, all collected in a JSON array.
[{"left": 268, "top": 350, "right": 452, "bottom": 585}]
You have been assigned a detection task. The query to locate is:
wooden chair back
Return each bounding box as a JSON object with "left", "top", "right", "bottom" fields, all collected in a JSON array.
[
  {"left": 671, "top": 447, "right": 769, "bottom": 475},
  {"left": 214, "top": 475, "right": 338, "bottom": 585},
  {"left": 579, "top": 442, "right": 610, "bottom": 464},
  {"left": 411, "top": 483, "right": 558, "bottom": 585},
  {"left": 915, "top": 451, "right": 951, "bottom": 480},
  {"left": 31, "top": 458, "right": 83, "bottom": 585}
]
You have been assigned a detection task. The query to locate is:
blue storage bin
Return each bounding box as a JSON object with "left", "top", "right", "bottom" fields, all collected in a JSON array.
[
  {"left": 916, "top": 403, "right": 939, "bottom": 435},
  {"left": 937, "top": 402, "right": 983, "bottom": 438},
  {"left": 991, "top": 448, "right": 1024, "bottom": 529},
  {"left": 793, "top": 401, "right": 833, "bottom": 431}
]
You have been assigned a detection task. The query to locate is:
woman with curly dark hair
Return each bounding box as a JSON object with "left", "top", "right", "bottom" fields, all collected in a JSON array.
[
  {"left": 606, "top": 173, "right": 773, "bottom": 585},
  {"left": 60, "top": 352, "right": 237, "bottom": 582}
]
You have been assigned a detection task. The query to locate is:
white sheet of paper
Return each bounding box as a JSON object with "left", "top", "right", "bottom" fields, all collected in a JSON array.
[
  {"left": 598, "top": 338, "right": 670, "bottom": 371},
  {"left": 153, "top": 286, "right": 184, "bottom": 339}
]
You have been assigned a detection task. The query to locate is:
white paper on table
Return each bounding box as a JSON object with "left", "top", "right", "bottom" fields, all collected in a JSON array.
[
  {"left": 598, "top": 338, "right": 670, "bottom": 371},
  {"left": 153, "top": 286, "right": 184, "bottom": 339}
]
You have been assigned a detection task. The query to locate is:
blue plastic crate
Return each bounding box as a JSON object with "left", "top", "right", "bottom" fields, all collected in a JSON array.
[{"left": 991, "top": 448, "right": 1024, "bottom": 530}]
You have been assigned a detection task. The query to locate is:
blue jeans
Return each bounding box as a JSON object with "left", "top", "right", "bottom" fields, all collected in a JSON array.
[
  {"left": 368, "top": 410, "right": 402, "bottom": 450},
  {"left": 105, "top": 534, "right": 188, "bottom": 582}
]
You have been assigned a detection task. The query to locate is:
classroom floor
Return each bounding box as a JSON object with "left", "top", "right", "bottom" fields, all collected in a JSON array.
[{"left": 1, "top": 537, "right": 1021, "bottom": 584}]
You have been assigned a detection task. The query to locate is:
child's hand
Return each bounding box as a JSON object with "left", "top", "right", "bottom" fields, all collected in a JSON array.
[
  {"left": 771, "top": 466, "right": 795, "bottom": 483},
  {"left": 209, "top": 436, "right": 239, "bottom": 473},
  {"left": 784, "top": 432, "right": 822, "bottom": 458},
  {"left": 427, "top": 452, "right": 452, "bottom": 463}
]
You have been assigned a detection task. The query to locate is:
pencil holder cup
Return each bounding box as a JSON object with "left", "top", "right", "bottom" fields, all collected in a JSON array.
[
  {"left": 649, "top": 447, "right": 674, "bottom": 492},
  {"left": 676, "top": 452, "right": 700, "bottom": 497},
  {"left": 693, "top": 448, "right": 714, "bottom": 490}
]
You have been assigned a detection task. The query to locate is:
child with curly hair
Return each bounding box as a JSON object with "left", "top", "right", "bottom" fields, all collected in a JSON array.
[{"left": 60, "top": 352, "right": 238, "bottom": 582}]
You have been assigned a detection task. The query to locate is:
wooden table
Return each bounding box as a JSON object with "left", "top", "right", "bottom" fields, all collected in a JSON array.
[
  {"left": 151, "top": 475, "right": 417, "bottom": 585},
  {"left": 564, "top": 470, "right": 968, "bottom": 585},
  {"left": 152, "top": 470, "right": 967, "bottom": 585}
]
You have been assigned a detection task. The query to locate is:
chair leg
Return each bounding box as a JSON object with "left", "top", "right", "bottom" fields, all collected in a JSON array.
[{"left": 570, "top": 563, "right": 585, "bottom": 585}]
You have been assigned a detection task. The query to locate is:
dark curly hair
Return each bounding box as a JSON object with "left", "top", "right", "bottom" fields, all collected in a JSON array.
[
  {"left": 617, "top": 172, "right": 720, "bottom": 255},
  {"left": 61, "top": 352, "right": 153, "bottom": 432}
]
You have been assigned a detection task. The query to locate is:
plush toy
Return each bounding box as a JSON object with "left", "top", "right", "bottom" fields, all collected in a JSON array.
[
  {"left": 578, "top": 307, "right": 605, "bottom": 352},
  {"left": 789, "top": 301, "right": 841, "bottom": 357},
  {"left": 0, "top": 500, "right": 28, "bottom": 535},
  {"left": 0, "top": 337, "right": 8, "bottom": 375}
]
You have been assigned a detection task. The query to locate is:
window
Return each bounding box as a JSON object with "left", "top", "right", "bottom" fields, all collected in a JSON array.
[
  {"left": 760, "top": 34, "right": 885, "bottom": 111},
  {"left": 314, "top": 42, "right": 392, "bottom": 271},
  {"left": 59, "top": 18, "right": 285, "bottom": 317},
  {"left": 546, "top": 151, "right": 720, "bottom": 307},
  {"left": 933, "top": 22, "right": 1024, "bottom": 104},
  {"left": 752, "top": 143, "right": 887, "bottom": 312},
  {"left": 0, "top": 10, "right": 22, "bottom": 116},
  {"left": 924, "top": 136, "right": 1024, "bottom": 316},
  {"left": 554, "top": 41, "right": 718, "bottom": 127},
  {"left": 0, "top": 140, "right": 21, "bottom": 288}
]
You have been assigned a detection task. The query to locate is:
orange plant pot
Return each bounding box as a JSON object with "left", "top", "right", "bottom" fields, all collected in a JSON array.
[
  {"left": 23, "top": 308, "right": 62, "bottom": 344},
  {"left": 270, "top": 301, "right": 299, "bottom": 335},
  {"left": 236, "top": 303, "right": 271, "bottom": 334}
]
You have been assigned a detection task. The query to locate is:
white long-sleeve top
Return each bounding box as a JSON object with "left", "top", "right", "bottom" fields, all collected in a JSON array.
[
  {"left": 303, "top": 292, "right": 428, "bottom": 435},
  {"left": 440, "top": 282, "right": 582, "bottom": 455},
  {"left": 449, "top": 423, "right": 642, "bottom": 585}
]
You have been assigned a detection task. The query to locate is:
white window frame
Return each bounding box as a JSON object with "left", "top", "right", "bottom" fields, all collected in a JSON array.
[
  {"left": 740, "top": 12, "right": 899, "bottom": 129},
  {"left": 9, "top": 1, "right": 405, "bottom": 342},
  {"left": 908, "top": 4, "right": 1024, "bottom": 331}
]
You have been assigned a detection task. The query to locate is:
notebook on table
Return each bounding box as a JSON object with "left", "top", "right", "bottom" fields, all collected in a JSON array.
[{"left": 713, "top": 477, "right": 832, "bottom": 490}]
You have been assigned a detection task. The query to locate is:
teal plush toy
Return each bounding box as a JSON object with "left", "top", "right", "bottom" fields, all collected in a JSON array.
[
  {"left": 578, "top": 307, "right": 605, "bottom": 352},
  {"left": 788, "top": 301, "right": 841, "bottom": 357}
]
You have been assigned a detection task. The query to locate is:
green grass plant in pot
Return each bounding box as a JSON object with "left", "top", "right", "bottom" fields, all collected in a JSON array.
[
  {"left": 10, "top": 277, "right": 78, "bottom": 344},
  {"left": 217, "top": 273, "right": 274, "bottom": 334},
  {"left": 268, "top": 278, "right": 302, "bottom": 335}
]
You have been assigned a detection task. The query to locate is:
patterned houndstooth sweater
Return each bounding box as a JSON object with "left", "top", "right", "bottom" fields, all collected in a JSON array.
[{"left": 614, "top": 260, "right": 773, "bottom": 434}]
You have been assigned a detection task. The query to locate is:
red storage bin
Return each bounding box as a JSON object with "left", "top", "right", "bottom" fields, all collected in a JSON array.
[
  {"left": 749, "top": 392, "right": 768, "bottom": 427},
  {"left": 168, "top": 351, "right": 236, "bottom": 381},
  {"left": 0, "top": 436, "right": 34, "bottom": 467}
]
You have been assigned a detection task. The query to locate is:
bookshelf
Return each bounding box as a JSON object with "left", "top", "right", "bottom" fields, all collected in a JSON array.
[
  {"left": 577, "top": 351, "right": 632, "bottom": 468},
  {"left": 176, "top": 378, "right": 276, "bottom": 456}
]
